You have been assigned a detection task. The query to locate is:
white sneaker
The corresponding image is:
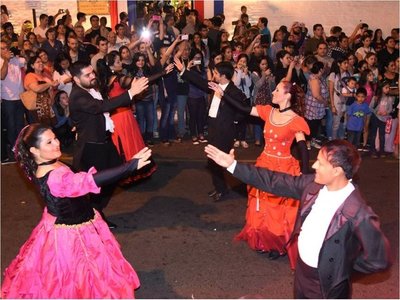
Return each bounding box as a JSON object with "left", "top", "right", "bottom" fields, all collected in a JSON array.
[
  {"left": 234, "top": 140, "right": 240, "bottom": 148},
  {"left": 240, "top": 141, "right": 249, "bottom": 148}
]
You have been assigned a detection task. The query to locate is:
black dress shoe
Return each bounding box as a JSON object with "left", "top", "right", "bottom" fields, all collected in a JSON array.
[
  {"left": 268, "top": 250, "right": 282, "bottom": 260},
  {"left": 208, "top": 190, "right": 217, "bottom": 197},
  {"left": 104, "top": 218, "right": 118, "bottom": 229},
  {"left": 213, "top": 191, "right": 228, "bottom": 202}
]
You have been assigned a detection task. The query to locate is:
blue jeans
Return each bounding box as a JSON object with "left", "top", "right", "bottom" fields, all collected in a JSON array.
[
  {"left": 1, "top": 100, "right": 26, "bottom": 153},
  {"left": 324, "top": 108, "right": 333, "bottom": 140},
  {"left": 135, "top": 100, "right": 154, "bottom": 141},
  {"left": 153, "top": 87, "right": 159, "bottom": 133},
  {"left": 159, "top": 96, "right": 176, "bottom": 141},
  {"left": 175, "top": 94, "right": 188, "bottom": 137}
]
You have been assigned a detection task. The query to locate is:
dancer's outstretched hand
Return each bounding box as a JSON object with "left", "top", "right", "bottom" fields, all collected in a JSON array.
[
  {"left": 204, "top": 145, "right": 235, "bottom": 168},
  {"left": 129, "top": 77, "right": 149, "bottom": 97},
  {"left": 133, "top": 147, "right": 152, "bottom": 169}
]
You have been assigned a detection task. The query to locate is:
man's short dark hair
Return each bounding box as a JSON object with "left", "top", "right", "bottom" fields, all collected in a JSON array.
[
  {"left": 215, "top": 61, "right": 234, "bottom": 80},
  {"left": 356, "top": 87, "right": 367, "bottom": 96},
  {"left": 115, "top": 23, "right": 124, "bottom": 31},
  {"left": 96, "top": 36, "right": 108, "bottom": 45},
  {"left": 384, "top": 36, "right": 395, "bottom": 45},
  {"left": 90, "top": 15, "right": 99, "bottom": 22},
  {"left": 45, "top": 27, "right": 56, "bottom": 38},
  {"left": 39, "top": 14, "right": 48, "bottom": 21},
  {"left": 211, "top": 16, "right": 222, "bottom": 28},
  {"left": 119, "top": 12, "right": 128, "bottom": 20},
  {"left": 77, "top": 12, "right": 86, "bottom": 20},
  {"left": 313, "top": 24, "right": 323, "bottom": 31},
  {"left": 259, "top": 17, "right": 268, "bottom": 27},
  {"left": 323, "top": 140, "right": 361, "bottom": 179},
  {"left": 70, "top": 60, "right": 91, "bottom": 78},
  {"left": 330, "top": 26, "right": 342, "bottom": 35}
]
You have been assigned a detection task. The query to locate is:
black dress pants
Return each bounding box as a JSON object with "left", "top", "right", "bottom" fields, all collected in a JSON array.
[{"left": 81, "top": 140, "right": 122, "bottom": 213}]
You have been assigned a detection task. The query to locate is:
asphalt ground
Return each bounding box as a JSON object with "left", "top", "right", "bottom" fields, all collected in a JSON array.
[{"left": 1, "top": 139, "right": 399, "bottom": 298}]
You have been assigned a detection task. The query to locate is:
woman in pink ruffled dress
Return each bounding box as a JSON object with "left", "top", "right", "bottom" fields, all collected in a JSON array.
[{"left": 1, "top": 123, "right": 152, "bottom": 299}]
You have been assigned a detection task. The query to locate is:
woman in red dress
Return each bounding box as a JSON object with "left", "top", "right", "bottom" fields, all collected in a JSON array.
[
  {"left": 97, "top": 51, "right": 156, "bottom": 184},
  {"left": 209, "top": 80, "right": 310, "bottom": 270},
  {"left": 242, "top": 81, "right": 310, "bottom": 269}
]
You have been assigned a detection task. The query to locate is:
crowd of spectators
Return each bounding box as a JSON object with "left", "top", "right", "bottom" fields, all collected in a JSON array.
[{"left": 1, "top": 1, "right": 399, "bottom": 163}]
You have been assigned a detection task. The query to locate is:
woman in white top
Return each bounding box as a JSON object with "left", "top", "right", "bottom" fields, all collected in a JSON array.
[
  {"left": 53, "top": 53, "right": 73, "bottom": 96},
  {"left": 355, "top": 35, "right": 376, "bottom": 61}
]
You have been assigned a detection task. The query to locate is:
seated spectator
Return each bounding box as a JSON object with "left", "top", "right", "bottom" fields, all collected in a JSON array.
[
  {"left": 53, "top": 53, "right": 73, "bottom": 95},
  {"left": 52, "top": 90, "right": 74, "bottom": 149}
]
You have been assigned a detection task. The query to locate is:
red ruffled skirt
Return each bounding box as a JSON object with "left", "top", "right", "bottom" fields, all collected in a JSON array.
[
  {"left": 1, "top": 209, "right": 140, "bottom": 299},
  {"left": 235, "top": 152, "right": 301, "bottom": 270}
]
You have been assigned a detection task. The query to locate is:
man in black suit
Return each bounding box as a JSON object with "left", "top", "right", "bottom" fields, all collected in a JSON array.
[
  {"left": 69, "top": 61, "right": 148, "bottom": 227},
  {"left": 174, "top": 57, "right": 249, "bottom": 201},
  {"left": 205, "top": 140, "right": 391, "bottom": 298}
]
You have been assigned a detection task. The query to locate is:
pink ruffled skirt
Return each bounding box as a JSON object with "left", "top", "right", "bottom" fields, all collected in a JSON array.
[{"left": 1, "top": 209, "right": 140, "bottom": 299}]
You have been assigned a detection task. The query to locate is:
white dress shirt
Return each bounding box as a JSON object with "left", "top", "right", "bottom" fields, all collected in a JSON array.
[
  {"left": 298, "top": 182, "right": 354, "bottom": 267},
  {"left": 208, "top": 82, "right": 229, "bottom": 118}
]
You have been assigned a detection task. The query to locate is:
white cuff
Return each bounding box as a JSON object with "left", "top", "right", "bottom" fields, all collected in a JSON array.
[
  {"left": 128, "top": 90, "right": 134, "bottom": 99},
  {"left": 179, "top": 67, "right": 186, "bottom": 76},
  {"left": 227, "top": 160, "right": 237, "bottom": 174}
]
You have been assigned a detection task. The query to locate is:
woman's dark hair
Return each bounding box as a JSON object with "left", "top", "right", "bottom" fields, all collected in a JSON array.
[
  {"left": 372, "top": 29, "right": 383, "bottom": 42},
  {"left": 310, "top": 61, "right": 324, "bottom": 74},
  {"left": 280, "top": 81, "right": 306, "bottom": 116},
  {"left": 54, "top": 53, "right": 71, "bottom": 75},
  {"left": 1, "top": 4, "right": 9, "bottom": 15},
  {"left": 132, "top": 52, "right": 151, "bottom": 76},
  {"left": 37, "top": 48, "right": 49, "bottom": 61},
  {"left": 54, "top": 90, "right": 68, "bottom": 116},
  {"left": 118, "top": 45, "right": 131, "bottom": 58},
  {"left": 26, "top": 32, "right": 37, "bottom": 42},
  {"left": 356, "top": 59, "right": 368, "bottom": 73},
  {"left": 275, "top": 49, "right": 290, "bottom": 69},
  {"left": 15, "top": 123, "right": 52, "bottom": 181},
  {"left": 26, "top": 54, "right": 41, "bottom": 74},
  {"left": 359, "top": 69, "right": 374, "bottom": 87},
  {"left": 208, "top": 51, "right": 221, "bottom": 72},
  {"left": 329, "top": 57, "right": 348, "bottom": 75},
  {"left": 189, "top": 48, "right": 205, "bottom": 73},
  {"left": 323, "top": 139, "right": 361, "bottom": 179},
  {"left": 252, "top": 55, "right": 269, "bottom": 76},
  {"left": 97, "top": 51, "right": 119, "bottom": 99},
  {"left": 221, "top": 45, "right": 232, "bottom": 61},
  {"left": 236, "top": 53, "right": 248, "bottom": 65},
  {"left": 375, "top": 80, "right": 390, "bottom": 99}
]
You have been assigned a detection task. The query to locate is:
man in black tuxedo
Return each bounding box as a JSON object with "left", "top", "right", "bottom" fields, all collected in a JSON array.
[
  {"left": 174, "top": 57, "right": 249, "bottom": 201},
  {"left": 205, "top": 140, "right": 390, "bottom": 298},
  {"left": 69, "top": 61, "right": 148, "bottom": 227}
]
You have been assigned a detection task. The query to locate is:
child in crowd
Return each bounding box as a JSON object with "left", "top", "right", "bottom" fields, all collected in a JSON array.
[
  {"left": 346, "top": 87, "right": 371, "bottom": 146},
  {"left": 341, "top": 76, "right": 357, "bottom": 107},
  {"left": 369, "top": 81, "right": 394, "bottom": 158}
]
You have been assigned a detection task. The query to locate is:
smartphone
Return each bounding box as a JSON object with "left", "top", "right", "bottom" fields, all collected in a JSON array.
[
  {"left": 193, "top": 60, "right": 201, "bottom": 65},
  {"left": 60, "top": 9, "right": 65, "bottom": 13},
  {"left": 181, "top": 34, "right": 189, "bottom": 40},
  {"left": 152, "top": 15, "right": 161, "bottom": 21}
]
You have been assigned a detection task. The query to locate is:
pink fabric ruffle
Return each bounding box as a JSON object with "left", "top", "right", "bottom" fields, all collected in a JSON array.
[
  {"left": 47, "top": 166, "right": 101, "bottom": 198},
  {"left": 1, "top": 209, "right": 140, "bottom": 299}
]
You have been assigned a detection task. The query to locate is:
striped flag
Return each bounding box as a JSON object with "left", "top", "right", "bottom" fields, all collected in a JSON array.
[{"left": 194, "top": 0, "right": 224, "bottom": 21}]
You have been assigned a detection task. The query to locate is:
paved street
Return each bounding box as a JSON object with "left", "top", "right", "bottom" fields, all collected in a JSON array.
[{"left": 1, "top": 141, "right": 399, "bottom": 298}]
